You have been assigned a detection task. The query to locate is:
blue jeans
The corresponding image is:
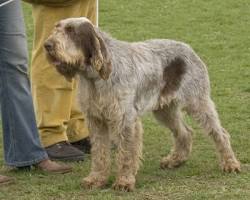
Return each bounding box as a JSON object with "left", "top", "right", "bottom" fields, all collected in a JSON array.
[{"left": 0, "top": 0, "right": 48, "bottom": 167}]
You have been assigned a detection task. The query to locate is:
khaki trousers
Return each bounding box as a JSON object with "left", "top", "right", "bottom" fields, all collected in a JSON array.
[{"left": 31, "top": 0, "right": 97, "bottom": 147}]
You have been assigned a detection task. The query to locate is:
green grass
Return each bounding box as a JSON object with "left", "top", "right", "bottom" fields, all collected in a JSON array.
[{"left": 1, "top": 0, "right": 250, "bottom": 199}]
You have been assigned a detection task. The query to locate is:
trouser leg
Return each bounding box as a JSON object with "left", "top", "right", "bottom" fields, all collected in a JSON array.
[
  {"left": 31, "top": 0, "right": 97, "bottom": 147},
  {"left": 0, "top": 0, "right": 47, "bottom": 167}
]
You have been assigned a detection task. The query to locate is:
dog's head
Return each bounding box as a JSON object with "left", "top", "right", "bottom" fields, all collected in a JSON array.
[{"left": 44, "top": 17, "right": 112, "bottom": 81}]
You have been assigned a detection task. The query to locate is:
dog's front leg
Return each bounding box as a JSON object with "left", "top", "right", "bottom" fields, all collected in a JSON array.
[
  {"left": 81, "top": 116, "right": 111, "bottom": 189},
  {"left": 112, "top": 118, "right": 143, "bottom": 192}
]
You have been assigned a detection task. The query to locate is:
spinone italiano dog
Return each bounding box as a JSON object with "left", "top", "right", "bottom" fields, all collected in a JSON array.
[{"left": 44, "top": 17, "right": 240, "bottom": 191}]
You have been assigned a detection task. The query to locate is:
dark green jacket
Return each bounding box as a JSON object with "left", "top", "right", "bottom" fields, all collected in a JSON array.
[{"left": 22, "top": 0, "right": 79, "bottom": 7}]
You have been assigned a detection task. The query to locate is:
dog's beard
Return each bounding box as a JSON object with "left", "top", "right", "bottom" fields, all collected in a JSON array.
[
  {"left": 45, "top": 51, "right": 79, "bottom": 81},
  {"left": 45, "top": 50, "right": 61, "bottom": 65},
  {"left": 55, "top": 62, "right": 78, "bottom": 81}
]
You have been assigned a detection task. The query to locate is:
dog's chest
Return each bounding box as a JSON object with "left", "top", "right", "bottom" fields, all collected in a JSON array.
[
  {"left": 90, "top": 93, "right": 120, "bottom": 119},
  {"left": 78, "top": 77, "right": 121, "bottom": 120}
]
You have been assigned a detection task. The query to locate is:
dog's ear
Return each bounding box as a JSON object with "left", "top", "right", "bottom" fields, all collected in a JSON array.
[
  {"left": 93, "top": 32, "right": 112, "bottom": 80},
  {"left": 78, "top": 22, "right": 112, "bottom": 80}
]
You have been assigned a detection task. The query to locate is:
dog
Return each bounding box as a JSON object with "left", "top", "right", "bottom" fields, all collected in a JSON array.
[{"left": 44, "top": 17, "right": 240, "bottom": 191}]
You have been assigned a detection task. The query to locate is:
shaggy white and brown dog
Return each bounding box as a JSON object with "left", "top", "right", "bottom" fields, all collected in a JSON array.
[{"left": 44, "top": 17, "right": 240, "bottom": 191}]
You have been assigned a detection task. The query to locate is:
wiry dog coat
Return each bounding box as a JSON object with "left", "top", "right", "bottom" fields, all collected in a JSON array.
[{"left": 44, "top": 17, "right": 240, "bottom": 191}]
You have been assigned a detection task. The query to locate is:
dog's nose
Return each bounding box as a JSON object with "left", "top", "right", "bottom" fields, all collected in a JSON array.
[{"left": 44, "top": 41, "right": 54, "bottom": 51}]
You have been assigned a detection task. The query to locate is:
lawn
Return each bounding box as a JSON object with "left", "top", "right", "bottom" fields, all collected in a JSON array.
[{"left": 0, "top": 0, "right": 250, "bottom": 199}]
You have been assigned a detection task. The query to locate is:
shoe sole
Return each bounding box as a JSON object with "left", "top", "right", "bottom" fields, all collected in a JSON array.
[
  {"left": 41, "top": 168, "right": 73, "bottom": 174},
  {"left": 48, "top": 155, "right": 85, "bottom": 162}
]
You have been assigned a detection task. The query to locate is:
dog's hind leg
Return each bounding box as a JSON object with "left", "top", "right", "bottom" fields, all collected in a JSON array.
[
  {"left": 82, "top": 116, "right": 111, "bottom": 189},
  {"left": 154, "top": 103, "right": 193, "bottom": 169},
  {"left": 187, "top": 98, "right": 240, "bottom": 172},
  {"left": 112, "top": 118, "right": 143, "bottom": 192}
]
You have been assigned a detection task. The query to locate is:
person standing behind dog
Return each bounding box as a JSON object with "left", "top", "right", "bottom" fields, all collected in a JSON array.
[
  {"left": 0, "top": 0, "right": 72, "bottom": 185},
  {"left": 22, "top": 0, "right": 97, "bottom": 161}
]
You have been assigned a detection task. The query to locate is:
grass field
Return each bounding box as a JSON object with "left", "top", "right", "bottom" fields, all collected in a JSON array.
[{"left": 1, "top": 0, "right": 250, "bottom": 199}]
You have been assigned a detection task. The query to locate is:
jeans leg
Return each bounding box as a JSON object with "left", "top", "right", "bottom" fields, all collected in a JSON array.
[{"left": 0, "top": 1, "right": 48, "bottom": 167}]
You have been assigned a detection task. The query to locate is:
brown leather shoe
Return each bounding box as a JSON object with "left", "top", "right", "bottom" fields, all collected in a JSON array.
[
  {"left": 36, "top": 159, "right": 72, "bottom": 174},
  {"left": 0, "top": 175, "right": 15, "bottom": 186}
]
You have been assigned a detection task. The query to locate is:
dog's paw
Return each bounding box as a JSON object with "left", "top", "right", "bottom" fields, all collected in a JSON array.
[
  {"left": 112, "top": 176, "right": 135, "bottom": 192},
  {"left": 81, "top": 176, "right": 107, "bottom": 189},
  {"left": 160, "top": 154, "right": 186, "bottom": 169},
  {"left": 222, "top": 159, "right": 241, "bottom": 173}
]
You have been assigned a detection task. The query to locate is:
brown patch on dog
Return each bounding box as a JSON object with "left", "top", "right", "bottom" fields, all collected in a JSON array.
[
  {"left": 163, "top": 57, "right": 186, "bottom": 92},
  {"left": 160, "top": 57, "right": 186, "bottom": 106},
  {"left": 71, "top": 22, "right": 112, "bottom": 80}
]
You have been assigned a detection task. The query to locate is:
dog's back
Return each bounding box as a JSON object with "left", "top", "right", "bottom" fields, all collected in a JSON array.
[{"left": 99, "top": 34, "right": 210, "bottom": 114}]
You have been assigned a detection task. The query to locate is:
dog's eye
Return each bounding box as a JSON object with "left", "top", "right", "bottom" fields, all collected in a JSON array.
[
  {"left": 55, "top": 22, "right": 61, "bottom": 28},
  {"left": 65, "top": 25, "right": 74, "bottom": 33}
]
